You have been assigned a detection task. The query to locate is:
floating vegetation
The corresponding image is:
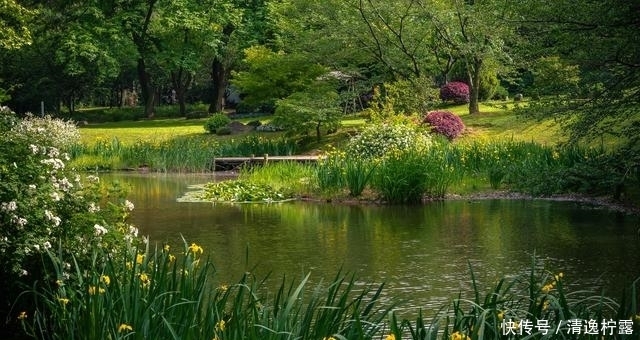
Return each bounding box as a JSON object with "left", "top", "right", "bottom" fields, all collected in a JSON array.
[{"left": 178, "top": 180, "right": 296, "bottom": 203}]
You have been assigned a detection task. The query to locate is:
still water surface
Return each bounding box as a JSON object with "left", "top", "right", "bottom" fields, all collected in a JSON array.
[{"left": 105, "top": 173, "right": 640, "bottom": 313}]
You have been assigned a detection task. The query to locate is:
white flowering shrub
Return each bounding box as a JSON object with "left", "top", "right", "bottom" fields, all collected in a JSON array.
[
  {"left": 0, "top": 107, "right": 140, "bottom": 329},
  {"left": 14, "top": 113, "right": 80, "bottom": 149},
  {"left": 345, "top": 121, "right": 432, "bottom": 159}
]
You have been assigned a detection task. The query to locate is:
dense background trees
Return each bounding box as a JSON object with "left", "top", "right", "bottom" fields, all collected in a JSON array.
[{"left": 0, "top": 0, "right": 638, "bottom": 146}]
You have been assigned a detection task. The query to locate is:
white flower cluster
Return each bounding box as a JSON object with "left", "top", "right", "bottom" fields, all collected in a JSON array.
[
  {"left": 44, "top": 210, "right": 61, "bottom": 227},
  {"left": 15, "top": 114, "right": 80, "bottom": 149},
  {"left": 124, "top": 200, "right": 135, "bottom": 211},
  {"left": 346, "top": 123, "right": 432, "bottom": 159},
  {"left": 94, "top": 224, "right": 108, "bottom": 236},
  {"left": 1, "top": 200, "right": 17, "bottom": 212}
]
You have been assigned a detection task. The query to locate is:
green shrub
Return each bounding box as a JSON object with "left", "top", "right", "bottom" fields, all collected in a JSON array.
[
  {"left": 346, "top": 122, "right": 432, "bottom": 159},
  {"left": 204, "top": 113, "right": 231, "bottom": 133},
  {"left": 492, "top": 85, "right": 509, "bottom": 100}
]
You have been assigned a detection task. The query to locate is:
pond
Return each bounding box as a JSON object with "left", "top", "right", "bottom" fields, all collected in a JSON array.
[{"left": 105, "top": 173, "right": 640, "bottom": 315}]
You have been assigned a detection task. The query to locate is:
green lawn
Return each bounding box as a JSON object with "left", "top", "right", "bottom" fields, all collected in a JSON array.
[
  {"left": 79, "top": 118, "right": 210, "bottom": 145},
  {"left": 77, "top": 104, "right": 567, "bottom": 149}
]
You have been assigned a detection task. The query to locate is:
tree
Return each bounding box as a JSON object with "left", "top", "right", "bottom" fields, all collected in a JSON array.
[
  {"left": 273, "top": 85, "right": 342, "bottom": 141},
  {"left": 0, "top": 0, "right": 33, "bottom": 104},
  {"left": 429, "top": 0, "right": 516, "bottom": 114},
  {"left": 118, "top": 0, "right": 160, "bottom": 118},
  {"left": 1, "top": 1, "right": 129, "bottom": 113},
  {"left": 0, "top": 0, "right": 34, "bottom": 50},
  {"left": 208, "top": 0, "right": 273, "bottom": 113},
  {"left": 270, "top": 0, "right": 439, "bottom": 81},
  {"left": 153, "top": 0, "right": 231, "bottom": 116},
  {"left": 530, "top": 56, "right": 580, "bottom": 97},
  {"left": 516, "top": 0, "right": 640, "bottom": 149},
  {"left": 231, "top": 45, "right": 326, "bottom": 106}
]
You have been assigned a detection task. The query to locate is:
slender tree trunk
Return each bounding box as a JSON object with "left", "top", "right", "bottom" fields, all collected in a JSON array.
[
  {"left": 171, "top": 68, "right": 192, "bottom": 116},
  {"left": 316, "top": 121, "right": 322, "bottom": 142},
  {"left": 137, "top": 58, "right": 155, "bottom": 118},
  {"left": 468, "top": 58, "right": 482, "bottom": 114},
  {"left": 208, "top": 24, "right": 235, "bottom": 114},
  {"left": 209, "top": 58, "right": 227, "bottom": 113}
]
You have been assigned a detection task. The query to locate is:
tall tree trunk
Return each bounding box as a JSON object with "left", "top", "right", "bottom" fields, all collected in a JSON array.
[
  {"left": 209, "top": 58, "right": 227, "bottom": 113},
  {"left": 468, "top": 57, "right": 482, "bottom": 114},
  {"left": 208, "top": 24, "right": 235, "bottom": 114},
  {"left": 137, "top": 58, "right": 155, "bottom": 118},
  {"left": 171, "top": 68, "right": 192, "bottom": 116}
]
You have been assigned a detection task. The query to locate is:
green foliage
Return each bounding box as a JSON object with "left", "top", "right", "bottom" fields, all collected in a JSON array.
[
  {"left": 239, "top": 161, "right": 315, "bottom": 195},
  {"left": 478, "top": 67, "right": 500, "bottom": 101},
  {"left": 20, "top": 241, "right": 391, "bottom": 340},
  {"left": 375, "top": 77, "right": 440, "bottom": 116},
  {"left": 531, "top": 56, "right": 581, "bottom": 97},
  {"left": 232, "top": 46, "right": 327, "bottom": 105},
  {"left": 69, "top": 136, "right": 219, "bottom": 172},
  {"left": 344, "top": 157, "right": 377, "bottom": 197},
  {"left": 199, "top": 180, "right": 292, "bottom": 203},
  {"left": 273, "top": 85, "right": 342, "bottom": 141},
  {"left": 204, "top": 113, "right": 232, "bottom": 134},
  {"left": 69, "top": 134, "right": 299, "bottom": 172},
  {"left": 315, "top": 150, "right": 346, "bottom": 192},
  {"left": 371, "top": 149, "right": 430, "bottom": 204},
  {"left": 0, "top": 0, "right": 34, "bottom": 49},
  {"left": 492, "top": 85, "right": 509, "bottom": 100}
]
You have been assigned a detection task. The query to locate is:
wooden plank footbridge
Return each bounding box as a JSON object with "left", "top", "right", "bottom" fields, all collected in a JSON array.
[{"left": 213, "top": 154, "right": 321, "bottom": 171}]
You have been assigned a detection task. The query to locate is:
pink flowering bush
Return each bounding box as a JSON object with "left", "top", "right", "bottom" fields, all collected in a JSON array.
[
  {"left": 423, "top": 110, "right": 465, "bottom": 140},
  {"left": 439, "top": 81, "right": 470, "bottom": 104}
]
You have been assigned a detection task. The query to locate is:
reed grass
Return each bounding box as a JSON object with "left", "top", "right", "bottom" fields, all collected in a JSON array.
[
  {"left": 239, "top": 161, "right": 315, "bottom": 194},
  {"left": 19, "top": 241, "right": 391, "bottom": 340},
  {"left": 387, "top": 260, "right": 638, "bottom": 340},
  {"left": 18, "top": 245, "right": 638, "bottom": 340},
  {"left": 69, "top": 135, "right": 299, "bottom": 172},
  {"left": 344, "top": 157, "right": 377, "bottom": 197}
]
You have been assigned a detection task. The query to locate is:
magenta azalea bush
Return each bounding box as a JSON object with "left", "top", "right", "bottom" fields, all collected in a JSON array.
[
  {"left": 439, "top": 81, "right": 470, "bottom": 104},
  {"left": 423, "top": 110, "right": 465, "bottom": 140}
]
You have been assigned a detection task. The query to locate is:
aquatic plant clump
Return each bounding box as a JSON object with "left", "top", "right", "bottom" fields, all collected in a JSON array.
[{"left": 198, "top": 180, "right": 294, "bottom": 203}]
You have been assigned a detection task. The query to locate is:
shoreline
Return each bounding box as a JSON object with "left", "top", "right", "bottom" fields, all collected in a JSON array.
[
  {"left": 303, "top": 190, "right": 640, "bottom": 215},
  {"left": 110, "top": 169, "right": 640, "bottom": 215}
]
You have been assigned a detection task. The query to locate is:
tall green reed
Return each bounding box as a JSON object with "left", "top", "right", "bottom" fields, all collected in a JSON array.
[
  {"left": 70, "top": 135, "right": 298, "bottom": 172},
  {"left": 372, "top": 149, "right": 429, "bottom": 204},
  {"left": 239, "top": 161, "right": 315, "bottom": 194},
  {"left": 387, "top": 259, "right": 638, "bottom": 340},
  {"left": 344, "top": 157, "right": 377, "bottom": 197},
  {"left": 18, "top": 241, "right": 391, "bottom": 340}
]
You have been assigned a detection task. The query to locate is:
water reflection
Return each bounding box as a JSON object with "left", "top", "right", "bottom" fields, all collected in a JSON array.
[{"left": 103, "top": 173, "right": 640, "bottom": 313}]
